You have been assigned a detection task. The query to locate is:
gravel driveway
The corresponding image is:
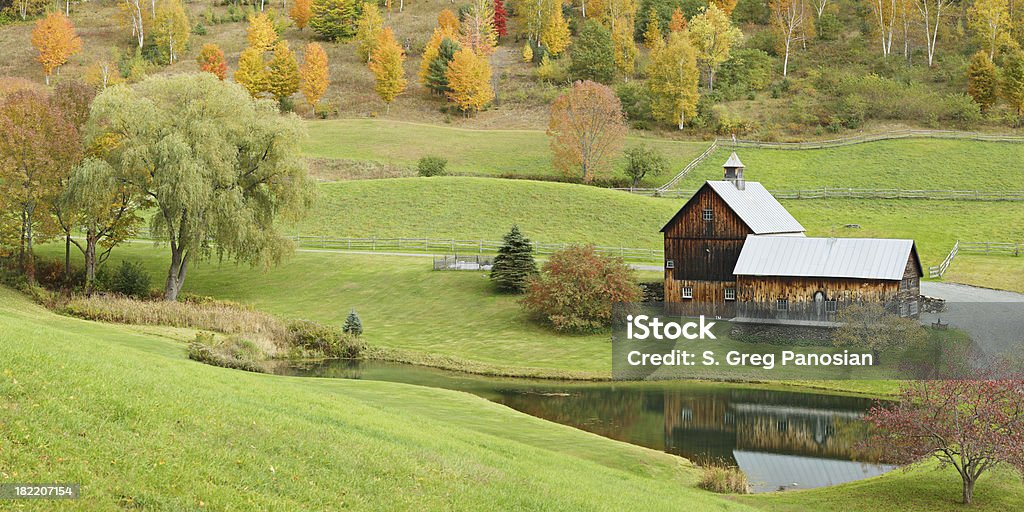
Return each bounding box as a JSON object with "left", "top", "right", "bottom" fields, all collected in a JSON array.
[{"left": 919, "top": 282, "right": 1024, "bottom": 358}]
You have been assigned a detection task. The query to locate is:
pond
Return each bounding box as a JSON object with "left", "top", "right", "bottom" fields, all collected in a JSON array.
[{"left": 271, "top": 360, "right": 896, "bottom": 493}]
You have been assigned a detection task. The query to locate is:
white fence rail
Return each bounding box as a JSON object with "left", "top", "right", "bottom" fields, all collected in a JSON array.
[{"left": 929, "top": 240, "right": 959, "bottom": 279}]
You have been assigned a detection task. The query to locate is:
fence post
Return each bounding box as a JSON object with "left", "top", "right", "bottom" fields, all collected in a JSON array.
[
  {"left": 372, "top": 237, "right": 376, "bottom": 251},
  {"left": 479, "top": 240, "right": 483, "bottom": 253}
]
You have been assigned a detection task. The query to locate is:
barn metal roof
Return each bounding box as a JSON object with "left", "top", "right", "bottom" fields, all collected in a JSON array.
[
  {"left": 733, "top": 236, "right": 920, "bottom": 280},
  {"left": 705, "top": 181, "right": 805, "bottom": 234}
]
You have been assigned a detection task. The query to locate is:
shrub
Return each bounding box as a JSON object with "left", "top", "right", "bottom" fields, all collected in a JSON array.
[
  {"left": 745, "top": 29, "right": 780, "bottom": 57},
  {"left": 187, "top": 332, "right": 267, "bottom": 373},
  {"left": 698, "top": 464, "right": 750, "bottom": 494},
  {"left": 521, "top": 245, "right": 641, "bottom": 333},
  {"left": 109, "top": 260, "right": 152, "bottom": 298},
  {"left": 288, "top": 319, "right": 365, "bottom": 358},
  {"left": 417, "top": 155, "right": 448, "bottom": 177},
  {"left": 717, "top": 49, "right": 773, "bottom": 100},
  {"left": 616, "top": 81, "right": 653, "bottom": 127},
  {"left": 816, "top": 12, "right": 841, "bottom": 41}
]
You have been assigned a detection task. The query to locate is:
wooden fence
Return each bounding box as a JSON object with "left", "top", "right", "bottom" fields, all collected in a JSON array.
[
  {"left": 286, "top": 235, "right": 662, "bottom": 261},
  {"left": 928, "top": 240, "right": 1023, "bottom": 278},
  {"left": 652, "top": 129, "right": 1024, "bottom": 194},
  {"left": 614, "top": 187, "right": 1024, "bottom": 201},
  {"left": 929, "top": 241, "right": 959, "bottom": 279}
]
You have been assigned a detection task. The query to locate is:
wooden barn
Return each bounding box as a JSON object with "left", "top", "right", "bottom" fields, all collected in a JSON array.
[{"left": 662, "top": 153, "right": 922, "bottom": 322}]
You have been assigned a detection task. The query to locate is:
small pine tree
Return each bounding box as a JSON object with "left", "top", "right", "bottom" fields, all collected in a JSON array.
[
  {"left": 493, "top": 0, "right": 508, "bottom": 38},
  {"left": 522, "top": 43, "right": 534, "bottom": 62},
  {"left": 967, "top": 51, "right": 998, "bottom": 112},
  {"left": 342, "top": 309, "right": 363, "bottom": 336},
  {"left": 290, "top": 0, "right": 314, "bottom": 30},
  {"left": 490, "top": 225, "right": 538, "bottom": 293},
  {"left": 569, "top": 21, "right": 615, "bottom": 84},
  {"left": 426, "top": 38, "right": 460, "bottom": 95},
  {"left": 311, "top": 0, "right": 361, "bottom": 41}
]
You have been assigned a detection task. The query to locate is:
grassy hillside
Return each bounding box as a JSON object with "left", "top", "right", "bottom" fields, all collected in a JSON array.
[
  {"left": 4, "top": 286, "right": 1024, "bottom": 510},
  {"left": 287, "top": 178, "right": 1022, "bottom": 277},
  {"left": 681, "top": 139, "right": 1024, "bottom": 191},
  {"left": 301, "top": 119, "right": 708, "bottom": 180},
  {"left": 0, "top": 286, "right": 749, "bottom": 511}
]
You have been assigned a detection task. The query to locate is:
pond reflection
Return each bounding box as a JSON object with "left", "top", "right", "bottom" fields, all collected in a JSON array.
[{"left": 271, "top": 360, "right": 896, "bottom": 492}]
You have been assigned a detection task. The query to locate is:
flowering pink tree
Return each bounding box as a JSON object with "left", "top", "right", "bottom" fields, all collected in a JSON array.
[{"left": 863, "top": 378, "right": 1024, "bottom": 504}]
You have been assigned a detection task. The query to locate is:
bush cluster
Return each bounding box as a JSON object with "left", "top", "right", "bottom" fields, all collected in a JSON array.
[
  {"left": 698, "top": 464, "right": 751, "bottom": 494},
  {"left": 288, "top": 319, "right": 366, "bottom": 359}
]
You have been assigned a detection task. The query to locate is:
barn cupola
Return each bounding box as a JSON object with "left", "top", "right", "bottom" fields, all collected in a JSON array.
[{"left": 723, "top": 152, "right": 745, "bottom": 190}]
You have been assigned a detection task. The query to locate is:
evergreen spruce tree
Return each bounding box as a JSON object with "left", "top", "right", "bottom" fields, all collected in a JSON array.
[
  {"left": 426, "top": 38, "right": 460, "bottom": 95},
  {"left": 342, "top": 309, "right": 363, "bottom": 336},
  {"left": 490, "top": 225, "right": 538, "bottom": 293}
]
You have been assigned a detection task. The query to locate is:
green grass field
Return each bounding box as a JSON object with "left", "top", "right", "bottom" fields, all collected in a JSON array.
[
  {"left": 4, "top": 286, "right": 1023, "bottom": 511},
  {"left": 682, "top": 139, "right": 1024, "bottom": 191},
  {"left": 301, "top": 119, "right": 709, "bottom": 180}
]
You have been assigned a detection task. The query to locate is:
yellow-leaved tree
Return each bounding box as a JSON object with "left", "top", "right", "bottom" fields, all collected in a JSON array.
[
  {"left": 267, "top": 41, "right": 301, "bottom": 105},
  {"left": 968, "top": 0, "right": 1013, "bottom": 60},
  {"left": 643, "top": 7, "right": 664, "bottom": 50},
  {"left": 301, "top": 42, "right": 330, "bottom": 111},
  {"left": 153, "top": 0, "right": 190, "bottom": 65},
  {"left": 290, "top": 0, "right": 313, "bottom": 30},
  {"left": 689, "top": 2, "right": 742, "bottom": 90},
  {"left": 445, "top": 48, "right": 494, "bottom": 114},
  {"left": 437, "top": 8, "right": 460, "bottom": 32},
  {"left": 355, "top": 2, "right": 384, "bottom": 63},
  {"left": 541, "top": 4, "right": 571, "bottom": 56},
  {"left": 235, "top": 47, "right": 269, "bottom": 97},
  {"left": 31, "top": 12, "right": 82, "bottom": 85},
  {"left": 368, "top": 27, "right": 407, "bottom": 113},
  {"left": 647, "top": 31, "right": 700, "bottom": 129},
  {"left": 247, "top": 12, "right": 279, "bottom": 52}
]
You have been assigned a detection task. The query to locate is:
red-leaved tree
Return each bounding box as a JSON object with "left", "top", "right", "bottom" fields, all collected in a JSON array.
[
  {"left": 521, "top": 245, "right": 641, "bottom": 333},
  {"left": 863, "top": 378, "right": 1024, "bottom": 505},
  {"left": 493, "top": 0, "right": 508, "bottom": 38}
]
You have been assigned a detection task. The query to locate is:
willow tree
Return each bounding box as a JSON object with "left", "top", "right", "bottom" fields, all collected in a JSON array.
[{"left": 86, "top": 73, "right": 314, "bottom": 301}]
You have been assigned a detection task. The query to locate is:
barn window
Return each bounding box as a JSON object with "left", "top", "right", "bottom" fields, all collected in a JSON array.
[
  {"left": 702, "top": 209, "right": 714, "bottom": 221},
  {"left": 776, "top": 299, "right": 788, "bottom": 311},
  {"left": 666, "top": 259, "right": 675, "bottom": 269},
  {"left": 682, "top": 287, "right": 693, "bottom": 299},
  {"left": 909, "top": 300, "right": 919, "bottom": 316},
  {"left": 825, "top": 300, "right": 838, "bottom": 313},
  {"left": 724, "top": 287, "right": 736, "bottom": 301}
]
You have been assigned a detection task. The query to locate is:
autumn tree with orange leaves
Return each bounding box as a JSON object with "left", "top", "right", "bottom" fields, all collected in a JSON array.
[
  {"left": 290, "top": 0, "right": 313, "bottom": 30},
  {"left": 31, "top": 12, "right": 82, "bottom": 85},
  {"left": 197, "top": 44, "right": 228, "bottom": 80},
  {"left": 445, "top": 48, "right": 494, "bottom": 114},
  {"left": 301, "top": 42, "right": 330, "bottom": 111},
  {"left": 547, "top": 80, "right": 626, "bottom": 182}
]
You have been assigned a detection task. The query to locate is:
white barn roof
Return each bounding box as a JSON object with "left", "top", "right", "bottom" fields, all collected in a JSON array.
[
  {"left": 733, "top": 236, "right": 920, "bottom": 280},
  {"left": 705, "top": 181, "right": 805, "bottom": 235}
]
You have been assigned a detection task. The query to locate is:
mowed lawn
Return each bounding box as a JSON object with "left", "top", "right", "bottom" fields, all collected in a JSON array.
[
  {"left": 681, "top": 138, "right": 1024, "bottom": 191},
  {"left": 302, "top": 118, "right": 709, "bottom": 178}
]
